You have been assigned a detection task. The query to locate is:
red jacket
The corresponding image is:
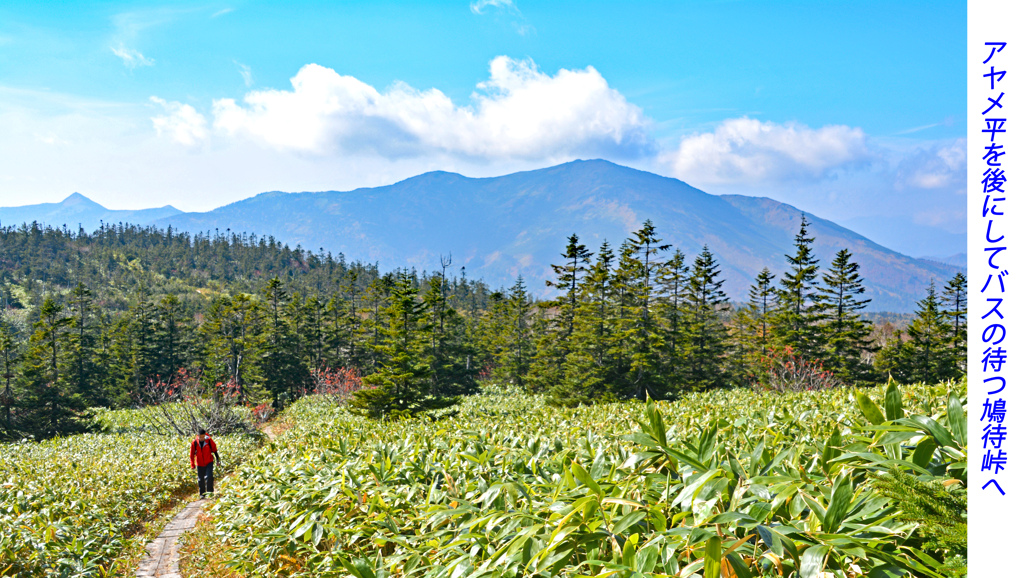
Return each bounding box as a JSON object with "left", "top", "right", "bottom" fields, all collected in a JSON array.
[{"left": 190, "top": 435, "right": 218, "bottom": 468}]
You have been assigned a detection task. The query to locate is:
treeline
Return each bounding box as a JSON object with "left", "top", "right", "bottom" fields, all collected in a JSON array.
[
  {"left": 0, "top": 218, "right": 967, "bottom": 436},
  {"left": 0, "top": 221, "right": 490, "bottom": 312},
  {"left": 511, "top": 217, "right": 967, "bottom": 406},
  {"left": 0, "top": 223, "right": 490, "bottom": 437}
]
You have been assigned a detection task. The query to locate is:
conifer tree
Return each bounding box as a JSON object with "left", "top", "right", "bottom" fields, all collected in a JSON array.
[
  {"left": 351, "top": 272, "right": 453, "bottom": 417},
  {"left": 877, "top": 282, "right": 958, "bottom": 384},
  {"left": 872, "top": 469, "right": 966, "bottom": 576},
  {"left": 819, "top": 249, "right": 876, "bottom": 384},
  {"left": 654, "top": 250, "right": 688, "bottom": 385},
  {"left": 295, "top": 294, "right": 326, "bottom": 371},
  {"left": 941, "top": 272, "right": 967, "bottom": 374},
  {"left": 130, "top": 293, "right": 163, "bottom": 390},
  {"left": 737, "top": 270, "right": 774, "bottom": 354},
  {"left": 773, "top": 215, "right": 823, "bottom": 360},
  {"left": 201, "top": 293, "right": 266, "bottom": 402},
  {"left": 155, "top": 293, "right": 191, "bottom": 381},
  {"left": 500, "top": 277, "right": 534, "bottom": 389},
  {"left": 731, "top": 268, "right": 777, "bottom": 381},
  {"left": 614, "top": 221, "right": 671, "bottom": 400},
  {"left": 529, "top": 235, "right": 592, "bottom": 391},
  {"left": 68, "top": 282, "right": 101, "bottom": 404},
  {"left": 423, "top": 270, "right": 478, "bottom": 397},
  {"left": 106, "top": 292, "right": 161, "bottom": 404},
  {"left": 325, "top": 294, "right": 345, "bottom": 368},
  {"left": 0, "top": 321, "right": 20, "bottom": 437},
  {"left": 336, "top": 268, "right": 366, "bottom": 369},
  {"left": 260, "top": 278, "right": 307, "bottom": 404},
  {"left": 874, "top": 329, "right": 910, "bottom": 380},
  {"left": 679, "top": 246, "right": 731, "bottom": 391},
  {"left": 361, "top": 275, "right": 393, "bottom": 372},
  {"left": 19, "top": 297, "right": 86, "bottom": 436},
  {"left": 479, "top": 277, "right": 534, "bottom": 389},
  {"left": 548, "top": 241, "right": 616, "bottom": 406}
]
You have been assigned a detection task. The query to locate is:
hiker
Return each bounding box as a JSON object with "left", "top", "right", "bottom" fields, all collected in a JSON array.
[{"left": 190, "top": 429, "right": 220, "bottom": 497}]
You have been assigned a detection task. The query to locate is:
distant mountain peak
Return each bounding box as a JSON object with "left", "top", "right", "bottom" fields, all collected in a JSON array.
[
  {"left": 1, "top": 194, "right": 182, "bottom": 233},
  {"left": 61, "top": 192, "right": 103, "bottom": 208}
]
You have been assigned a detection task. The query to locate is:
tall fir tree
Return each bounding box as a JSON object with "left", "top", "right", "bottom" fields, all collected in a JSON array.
[
  {"left": 548, "top": 241, "right": 616, "bottom": 406},
  {"left": 654, "top": 250, "right": 689, "bottom": 386},
  {"left": 613, "top": 220, "right": 671, "bottom": 400},
  {"left": 731, "top": 268, "right": 777, "bottom": 384},
  {"left": 819, "top": 249, "right": 876, "bottom": 384},
  {"left": 155, "top": 293, "right": 192, "bottom": 382},
  {"left": 529, "top": 234, "right": 592, "bottom": 391},
  {"left": 773, "top": 215, "right": 823, "bottom": 360},
  {"left": 201, "top": 293, "right": 266, "bottom": 402},
  {"left": 19, "top": 297, "right": 86, "bottom": 436},
  {"left": 877, "top": 282, "right": 958, "bottom": 384},
  {"left": 941, "top": 272, "right": 967, "bottom": 375},
  {"left": 679, "top": 246, "right": 731, "bottom": 391},
  {"left": 337, "top": 268, "right": 366, "bottom": 369},
  {"left": 68, "top": 282, "right": 101, "bottom": 404},
  {"left": 260, "top": 278, "right": 307, "bottom": 405},
  {"left": 423, "top": 270, "right": 478, "bottom": 397},
  {"left": 351, "top": 272, "right": 453, "bottom": 417},
  {"left": 295, "top": 294, "right": 327, "bottom": 371},
  {"left": 481, "top": 277, "right": 534, "bottom": 389},
  {"left": 361, "top": 275, "right": 393, "bottom": 372},
  {"left": 105, "top": 292, "right": 161, "bottom": 404},
  {"left": 0, "top": 321, "right": 20, "bottom": 437}
]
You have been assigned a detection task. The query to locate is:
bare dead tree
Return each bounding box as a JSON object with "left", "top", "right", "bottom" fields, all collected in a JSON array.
[{"left": 136, "top": 370, "right": 266, "bottom": 436}]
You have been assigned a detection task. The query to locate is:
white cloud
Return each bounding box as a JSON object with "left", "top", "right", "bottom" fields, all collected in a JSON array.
[
  {"left": 895, "top": 138, "right": 966, "bottom": 190},
  {"left": 470, "top": 0, "right": 533, "bottom": 36},
  {"left": 235, "top": 61, "right": 253, "bottom": 87},
  {"left": 111, "top": 43, "right": 154, "bottom": 69},
  {"left": 150, "top": 97, "right": 208, "bottom": 147},
  {"left": 205, "top": 57, "right": 650, "bottom": 160},
  {"left": 34, "top": 133, "right": 69, "bottom": 146},
  {"left": 470, "top": 0, "right": 514, "bottom": 15},
  {"left": 212, "top": 8, "right": 234, "bottom": 18},
  {"left": 663, "top": 117, "right": 870, "bottom": 184}
]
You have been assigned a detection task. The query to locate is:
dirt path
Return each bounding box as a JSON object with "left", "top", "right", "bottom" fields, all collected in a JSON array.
[{"left": 135, "top": 425, "right": 278, "bottom": 578}]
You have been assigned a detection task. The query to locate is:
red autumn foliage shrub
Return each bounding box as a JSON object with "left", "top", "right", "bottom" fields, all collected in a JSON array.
[
  {"left": 755, "top": 346, "right": 841, "bottom": 393},
  {"left": 310, "top": 366, "right": 367, "bottom": 404}
]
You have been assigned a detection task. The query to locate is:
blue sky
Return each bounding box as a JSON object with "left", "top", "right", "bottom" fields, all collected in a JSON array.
[{"left": 0, "top": 1, "right": 966, "bottom": 256}]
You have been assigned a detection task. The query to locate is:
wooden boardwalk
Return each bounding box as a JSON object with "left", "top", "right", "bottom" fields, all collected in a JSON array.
[
  {"left": 134, "top": 498, "right": 206, "bottom": 578},
  {"left": 136, "top": 424, "right": 276, "bottom": 577}
]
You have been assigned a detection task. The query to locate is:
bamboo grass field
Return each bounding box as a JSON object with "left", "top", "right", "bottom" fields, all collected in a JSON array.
[
  {"left": 174, "top": 381, "right": 966, "bottom": 578},
  {"left": 0, "top": 410, "right": 259, "bottom": 577}
]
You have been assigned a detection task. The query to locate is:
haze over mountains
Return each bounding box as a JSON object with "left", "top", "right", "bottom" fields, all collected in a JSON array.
[
  {"left": 0, "top": 192, "right": 182, "bottom": 233},
  {"left": 1, "top": 160, "right": 961, "bottom": 312}
]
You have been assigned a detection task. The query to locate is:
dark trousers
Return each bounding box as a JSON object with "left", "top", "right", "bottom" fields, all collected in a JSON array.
[{"left": 197, "top": 463, "right": 214, "bottom": 495}]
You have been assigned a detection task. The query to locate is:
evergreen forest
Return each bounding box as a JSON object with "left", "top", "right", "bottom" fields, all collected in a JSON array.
[{"left": 0, "top": 217, "right": 967, "bottom": 439}]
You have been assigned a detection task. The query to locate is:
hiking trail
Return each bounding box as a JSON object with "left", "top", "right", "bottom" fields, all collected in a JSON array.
[{"left": 134, "top": 424, "right": 277, "bottom": 578}]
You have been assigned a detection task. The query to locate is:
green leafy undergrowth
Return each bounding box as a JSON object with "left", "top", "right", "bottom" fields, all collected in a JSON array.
[
  {"left": 0, "top": 429, "right": 259, "bottom": 577},
  {"left": 196, "top": 381, "right": 965, "bottom": 577}
]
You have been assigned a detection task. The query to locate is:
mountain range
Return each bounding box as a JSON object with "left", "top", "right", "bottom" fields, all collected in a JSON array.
[
  {"left": 1, "top": 160, "right": 961, "bottom": 312},
  {"left": 0, "top": 192, "right": 182, "bottom": 233}
]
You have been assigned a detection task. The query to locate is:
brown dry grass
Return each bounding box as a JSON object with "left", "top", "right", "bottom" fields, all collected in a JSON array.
[{"left": 178, "top": 510, "right": 246, "bottom": 578}]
